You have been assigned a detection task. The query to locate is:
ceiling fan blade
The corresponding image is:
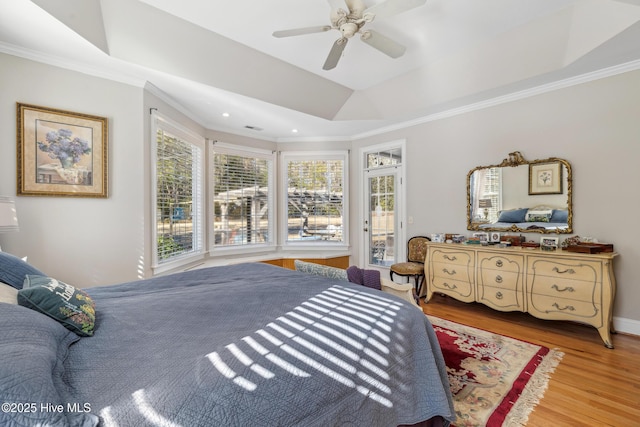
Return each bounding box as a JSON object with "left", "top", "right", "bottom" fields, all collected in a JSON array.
[
  {"left": 363, "top": 0, "right": 427, "bottom": 19},
  {"left": 361, "top": 30, "right": 406, "bottom": 58},
  {"left": 272, "top": 26, "right": 332, "bottom": 38},
  {"left": 345, "top": 0, "right": 367, "bottom": 17},
  {"left": 323, "top": 38, "right": 348, "bottom": 70}
]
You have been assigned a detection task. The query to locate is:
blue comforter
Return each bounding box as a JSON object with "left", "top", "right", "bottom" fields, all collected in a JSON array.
[{"left": 1, "top": 263, "right": 454, "bottom": 426}]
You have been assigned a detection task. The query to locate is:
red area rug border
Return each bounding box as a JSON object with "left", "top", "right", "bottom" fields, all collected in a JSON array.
[{"left": 427, "top": 315, "right": 564, "bottom": 427}]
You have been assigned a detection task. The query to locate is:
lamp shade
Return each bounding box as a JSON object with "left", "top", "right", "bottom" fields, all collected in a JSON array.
[{"left": 0, "top": 196, "right": 19, "bottom": 233}]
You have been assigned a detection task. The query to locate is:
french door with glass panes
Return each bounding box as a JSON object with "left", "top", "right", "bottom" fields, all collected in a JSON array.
[{"left": 363, "top": 146, "right": 404, "bottom": 268}]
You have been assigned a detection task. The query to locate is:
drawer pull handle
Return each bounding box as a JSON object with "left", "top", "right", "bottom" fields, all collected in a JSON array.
[
  {"left": 496, "top": 260, "right": 503, "bottom": 267},
  {"left": 443, "top": 282, "right": 458, "bottom": 290},
  {"left": 495, "top": 275, "right": 503, "bottom": 284},
  {"left": 496, "top": 291, "right": 503, "bottom": 300},
  {"left": 552, "top": 267, "right": 576, "bottom": 275},
  {"left": 442, "top": 268, "right": 457, "bottom": 276},
  {"left": 551, "top": 284, "right": 575, "bottom": 293},
  {"left": 443, "top": 255, "right": 457, "bottom": 261},
  {"left": 552, "top": 303, "right": 575, "bottom": 311}
]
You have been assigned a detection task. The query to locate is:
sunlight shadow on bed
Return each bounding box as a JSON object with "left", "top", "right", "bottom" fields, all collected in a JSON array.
[
  {"left": 132, "top": 390, "right": 181, "bottom": 427},
  {"left": 204, "top": 285, "right": 406, "bottom": 409}
]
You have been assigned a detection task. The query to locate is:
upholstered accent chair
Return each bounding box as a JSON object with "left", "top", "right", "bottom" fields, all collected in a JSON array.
[{"left": 389, "top": 236, "right": 431, "bottom": 295}]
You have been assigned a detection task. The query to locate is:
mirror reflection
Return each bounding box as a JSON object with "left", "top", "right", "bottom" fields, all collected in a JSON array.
[{"left": 467, "top": 152, "right": 572, "bottom": 234}]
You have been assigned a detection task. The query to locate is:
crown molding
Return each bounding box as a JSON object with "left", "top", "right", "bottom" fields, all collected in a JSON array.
[
  {"left": 351, "top": 59, "right": 640, "bottom": 141},
  {"left": 0, "top": 41, "right": 146, "bottom": 88}
]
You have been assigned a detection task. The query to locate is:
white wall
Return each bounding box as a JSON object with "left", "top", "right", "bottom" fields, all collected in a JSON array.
[
  {"left": 2, "top": 53, "right": 639, "bottom": 331},
  {"left": 351, "top": 69, "right": 640, "bottom": 327},
  {"left": 0, "top": 53, "right": 145, "bottom": 286}
]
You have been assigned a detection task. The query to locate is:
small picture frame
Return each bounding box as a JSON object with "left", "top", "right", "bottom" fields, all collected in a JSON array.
[
  {"left": 430, "top": 233, "right": 445, "bottom": 243},
  {"left": 529, "top": 161, "right": 562, "bottom": 195},
  {"left": 489, "top": 232, "right": 501, "bottom": 243},
  {"left": 473, "top": 232, "right": 489, "bottom": 243},
  {"left": 540, "top": 236, "right": 559, "bottom": 251},
  {"left": 452, "top": 234, "right": 466, "bottom": 244}
]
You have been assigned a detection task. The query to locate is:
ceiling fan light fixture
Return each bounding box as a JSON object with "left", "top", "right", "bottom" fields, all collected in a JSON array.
[{"left": 340, "top": 22, "right": 359, "bottom": 38}]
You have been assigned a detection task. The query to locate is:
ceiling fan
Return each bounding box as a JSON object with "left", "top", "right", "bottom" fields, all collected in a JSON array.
[{"left": 272, "top": 0, "right": 427, "bottom": 70}]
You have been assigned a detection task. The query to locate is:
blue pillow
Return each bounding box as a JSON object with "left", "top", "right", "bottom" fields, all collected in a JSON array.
[
  {"left": 497, "top": 208, "right": 528, "bottom": 223},
  {"left": 0, "top": 251, "right": 45, "bottom": 290},
  {"left": 550, "top": 209, "right": 568, "bottom": 223}
]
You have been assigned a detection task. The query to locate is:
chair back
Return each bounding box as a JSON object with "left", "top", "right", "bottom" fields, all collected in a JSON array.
[{"left": 407, "top": 236, "right": 431, "bottom": 264}]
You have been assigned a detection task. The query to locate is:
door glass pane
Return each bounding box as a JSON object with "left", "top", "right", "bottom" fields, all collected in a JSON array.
[{"left": 369, "top": 174, "right": 395, "bottom": 266}]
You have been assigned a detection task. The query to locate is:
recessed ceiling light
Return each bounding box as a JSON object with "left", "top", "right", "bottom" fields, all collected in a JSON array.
[
  {"left": 222, "top": 112, "right": 230, "bottom": 117},
  {"left": 292, "top": 129, "right": 298, "bottom": 133}
]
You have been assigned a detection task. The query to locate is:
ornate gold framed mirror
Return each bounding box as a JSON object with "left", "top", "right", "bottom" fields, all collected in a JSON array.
[{"left": 467, "top": 151, "right": 572, "bottom": 234}]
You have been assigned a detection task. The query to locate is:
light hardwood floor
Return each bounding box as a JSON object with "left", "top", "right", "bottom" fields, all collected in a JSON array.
[{"left": 420, "top": 294, "right": 640, "bottom": 427}]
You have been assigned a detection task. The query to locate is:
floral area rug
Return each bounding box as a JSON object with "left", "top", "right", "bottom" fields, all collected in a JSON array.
[{"left": 428, "top": 316, "right": 564, "bottom": 427}]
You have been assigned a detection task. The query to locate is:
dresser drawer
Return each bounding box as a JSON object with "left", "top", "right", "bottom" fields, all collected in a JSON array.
[
  {"left": 430, "top": 248, "right": 474, "bottom": 267},
  {"left": 478, "top": 252, "right": 524, "bottom": 274},
  {"left": 431, "top": 261, "right": 472, "bottom": 283},
  {"left": 529, "top": 294, "right": 601, "bottom": 323},
  {"left": 529, "top": 275, "right": 599, "bottom": 303},
  {"left": 431, "top": 276, "right": 474, "bottom": 300},
  {"left": 479, "top": 269, "right": 522, "bottom": 291},
  {"left": 479, "top": 285, "right": 524, "bottom": 311},
  {"left": 528, "top": 258, "right": 601, "bottom": 283}
]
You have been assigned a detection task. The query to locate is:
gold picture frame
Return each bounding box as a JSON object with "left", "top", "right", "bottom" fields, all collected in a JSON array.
[
  {"left": 17, "top": 103, "right": 108, "bottom": 198},
  {"left": 529, "top": 161, "right": 562, "bottom": 195}
]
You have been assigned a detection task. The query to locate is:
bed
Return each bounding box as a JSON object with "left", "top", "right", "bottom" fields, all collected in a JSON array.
[
  {"left": 0, "top": 255, "right": 454, "bottom": 427},
  {"left": 478, "top": 207, "right": 569, "bottom": 231}
]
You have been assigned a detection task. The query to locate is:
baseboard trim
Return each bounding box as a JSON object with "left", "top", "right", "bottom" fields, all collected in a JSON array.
[{"left": 613, "top": 316, "right": 640, "bottom": 337}]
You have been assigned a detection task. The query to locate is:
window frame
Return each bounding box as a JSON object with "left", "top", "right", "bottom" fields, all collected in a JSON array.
[
  {"left": 151, "top": 112, "right": 205, "bottom": 273},
  {"left": 209, "top": 141, "right": 276, "bottom": 256},
  {"left": 280, "top": 150, "right": 349, "bottom": 250}
]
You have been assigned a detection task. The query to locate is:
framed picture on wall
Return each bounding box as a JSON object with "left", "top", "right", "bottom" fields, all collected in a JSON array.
[
  {"left": 529, "top": 161, "right": 562, "bottom": 195},
  {"left": 17, "top": 103, "right": 108, "bottom": 198}
]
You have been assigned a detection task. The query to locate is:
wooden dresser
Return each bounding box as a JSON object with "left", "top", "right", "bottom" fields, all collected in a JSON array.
[{"left": 423, "top": 242, "right": 618, "bottom": 348}]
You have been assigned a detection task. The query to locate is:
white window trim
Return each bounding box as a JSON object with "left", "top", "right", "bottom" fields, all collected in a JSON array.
[
  {"left": 208, "top": 141, "right": 277, "bottom": 256},
  {"left": 151, "top": 111, "right": 205, "bottom": 274},
  {"left": 280, "top": 150, "right": 349, "bottom": 251}
]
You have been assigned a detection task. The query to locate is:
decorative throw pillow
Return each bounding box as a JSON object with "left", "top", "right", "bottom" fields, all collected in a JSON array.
[
  {"left": 525, "top": 209, "right": 552, "bottom": 222},
  {"left": 17, "top": 275, "right": 96, "bottom": 337},
  {"left": 550, "top": 209, "right": 568, "bottom": 223},
  {"left": 294, "top": 260, "right": 348, "bottom": 281},
  {"left": 0, "top": 251, "right": 46, "bottom": 289},
  {"left": 497, "top": 208, "right": 528, "bottom": 223},
  {"left": 0, "top": 282, "right": 18, "bottom": 304}
]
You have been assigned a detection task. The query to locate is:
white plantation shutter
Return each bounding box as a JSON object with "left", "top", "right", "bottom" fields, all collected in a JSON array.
[
  {"left": 152, "top": 112, "right": 204, "bottom": 268},
  {"left": 283, "top": 152, "right": 348, "bottom": 245},
  {"left": 211, "top": 143, "right": 274, "bottom": 249}
]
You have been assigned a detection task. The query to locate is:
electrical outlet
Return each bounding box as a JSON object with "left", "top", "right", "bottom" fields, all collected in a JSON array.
[{"left": 408, "top": 216, "right": 414, "bottom": 224}]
